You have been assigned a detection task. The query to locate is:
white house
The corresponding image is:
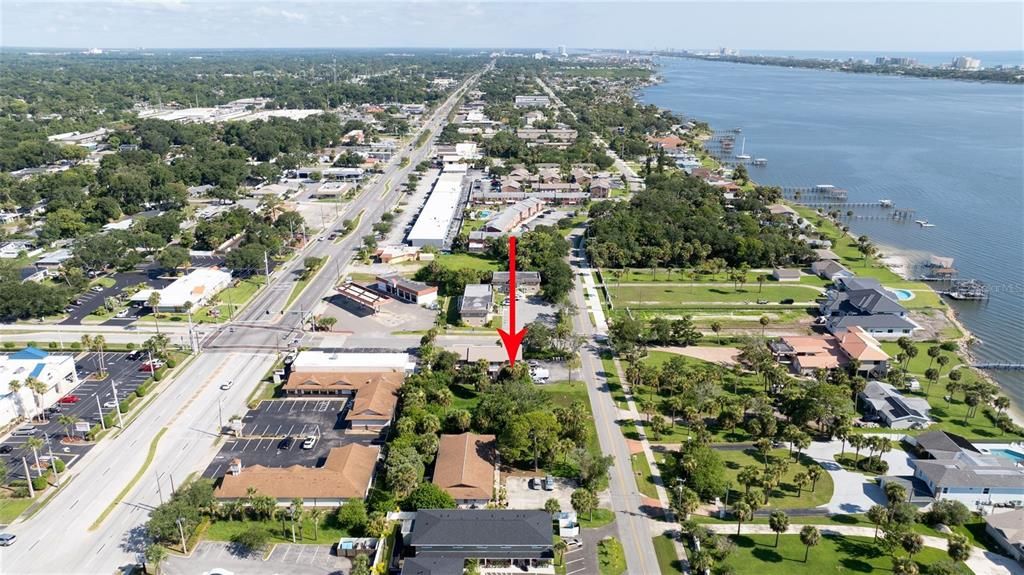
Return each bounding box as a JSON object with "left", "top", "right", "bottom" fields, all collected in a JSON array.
[{"left": 0, "top": 348, "right": 78, "bottom": 428}]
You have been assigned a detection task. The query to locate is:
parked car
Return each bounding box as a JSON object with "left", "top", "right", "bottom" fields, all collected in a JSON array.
[
  {"left": 278, "top": 437, "right": 294, "bottom": 450},
  {"left": 58, "top": 395, "right": 81, "bottom": 404},
  {"left": 301, "top": 435, "right": 317, "bottom": 450},
  {"left": 220, "top": 380, "right": 234, "bottom": 391},
  {"left": 543, "top": 475, "right": 555, "bottom": 491},
  {"left": 115, "top": 309, "right": 131, "bottom": 318},
  {"left": 127, "top": 350, "right": 143, "bottom": 361},
  {"left": 103, "top": 401, "right": 118, "bottom": 409},
  {"left": 0, "top": 446, "right": 13, "bottom": 454},
  {"left": 90, "top": 286, "right": 104, "bottom": 293},
  {"left": 0, "top": 533, "right": 16, "bottom": 546},
  {"left": 780, "top": 298, "right": 795, "bottom": 305}
]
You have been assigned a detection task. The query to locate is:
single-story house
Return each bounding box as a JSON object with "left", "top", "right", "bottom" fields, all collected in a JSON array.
[
  {"left": 858, "top": 381, "right": 931, "bottom": 429},
  {"left": 34, "top": 249, "right": 74, "bottom": 270},
  {"left": 912, "top": 451, "right": 1024, "bottom": 507},
  {"left": 772, "top": 268, "right": 802, "bottom": 282},
  {"left": 131, "top": 268, "right": 233, "bottom": 312},
  {"left": 215, "top": 444, "right": 380, "bottom": 506},
  {"left": 376, "top": 274, "right": 438, "bottom": 307},
  {"left": 459, "top": 284, "right": 493, "bottom": 327},
  {"left": 490, "top": 271, "right": 541, "bottom": 294},
  {"left": 813, "top": 248, "right": 841, "bottom": 261},
  {"left": 911, "top": 431, "right": 981, "bottom": 460},
  {"left": 984, "top": 509, "right": 1024, "bottom": 562},
  {"left": 811, "top": 260, "right": 853, "bottom": 281},
  {"left": 433, "top": 433, "right": 496, "bottom": 508}
]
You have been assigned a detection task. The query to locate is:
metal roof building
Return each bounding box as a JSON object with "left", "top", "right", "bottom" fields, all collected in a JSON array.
[{"left": 408, "top": 169, "right": 466, "bottom": 248}]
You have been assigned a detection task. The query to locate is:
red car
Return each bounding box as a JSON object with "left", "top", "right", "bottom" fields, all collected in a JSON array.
[
  {"left": 139, "top": 361, "right": 163, "bottom": 372},
  {"left": 58, "top": 395, "right": 81, "bottom": 404}
]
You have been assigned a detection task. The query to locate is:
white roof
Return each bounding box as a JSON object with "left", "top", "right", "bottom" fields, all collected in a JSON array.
[
  {"left": 291, "top": 351, "right": 414, "bottom": 373},
  {"left": 0, "top": 351, "right": 75, "bottom": 396},
  {"left": 407, "top": 171, "right": 464, "bottom": 244},
  {"left": 130, "top": 268, "right": 232, "bottom": 308}
]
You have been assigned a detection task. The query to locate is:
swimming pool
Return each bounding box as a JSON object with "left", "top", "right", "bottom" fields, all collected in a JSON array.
[
  {"left": 888, "top": 288, "right": 915, "bottom": 301},
  {"left": 989, "top": 448, "right": 1024, "bottom": 463}
]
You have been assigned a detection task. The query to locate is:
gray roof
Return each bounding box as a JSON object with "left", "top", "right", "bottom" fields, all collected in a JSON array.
[
  {"left": 914, "top": 453, "right": 1024, "bottom": 489},
  {"left": 915, "top": 431, "right": 979, "bottom": 458},
  {"left": 460, "top": 284, "right": 492, "bottom": 316},
  {"left": 411, "top": 509, "right": 553, "bottom": 548},
  {"left": 860, "top": 380, "right": 931, "bottom": 423},
  {"left": 836, "top": 276, "right": 882, "bottom": 292},
  {"left": 773, "top": 268, "right": 801, "bottom": 279},
  {"left": 401, "top": 555, "right": 464, "bottom": 575},
  {"left": 812, "top": 260, "right": 851, "bottom": 277},
  {"left": 491, "top": 271, "right": 541, "bottom": 285},
  {"left": 846, "top": 288, "right": 906, "bottom": 314},
  {"left": 985, "top": 509, "right": 1024, "bottom": 545}
]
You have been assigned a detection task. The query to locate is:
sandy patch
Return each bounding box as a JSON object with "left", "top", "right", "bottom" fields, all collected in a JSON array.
[{"left": 651, "top": 345, "right": 740, "bottom": 365}]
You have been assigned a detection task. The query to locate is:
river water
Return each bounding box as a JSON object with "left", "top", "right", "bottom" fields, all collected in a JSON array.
[{"left": 640, "top": 57, "right": 1024, "bottom": 411}]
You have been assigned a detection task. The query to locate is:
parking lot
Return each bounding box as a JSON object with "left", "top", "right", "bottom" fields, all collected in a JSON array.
[
  {"left": 202, "top": 398, "right": 375, "bottom": 479},
  {"left": 0, "top": 351, "right": 154, "bottom": 483},
  {"left": 163, "top": 542, "right": 350, "bottom": 575},
  {"left": 323, "top": 291, "right": 437, "bottom": 336}
]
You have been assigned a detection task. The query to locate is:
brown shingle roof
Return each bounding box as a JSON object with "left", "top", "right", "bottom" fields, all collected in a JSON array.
[
  {"left": 433, "top": 433, "right": 496, "bottom": 502},
  {"left": 215, "top": 444, "right": 379, "bottom": 500},
  {"left": 348, "top": 378, "right": 400, "bottom": 421},
  {"left": 283, "top": 370, "right": 404, "bottom": 394}
]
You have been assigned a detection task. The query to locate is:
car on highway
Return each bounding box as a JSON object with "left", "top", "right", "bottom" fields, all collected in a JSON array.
[
  {"left": 59, "top": 395, "right": 81, "bottom": 404},
  {"left": 0, "top": 533, "right": 16, "bottom": 546},
  {"left": 301, "top": 435, "right": 317, "bottom": 450}
]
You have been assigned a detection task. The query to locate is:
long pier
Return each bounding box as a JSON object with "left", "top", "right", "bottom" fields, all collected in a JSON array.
[{"left": 972, "top": 363, "right": 1024, "bottom": 371}]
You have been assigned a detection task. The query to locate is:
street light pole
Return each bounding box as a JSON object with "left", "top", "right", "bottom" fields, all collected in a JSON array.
[
  {"left": 47, "top": 438, "right": 61, "bottom": 487},
  {"left": 22, "top": 457, "right": 34, "bottom": 498},
  {"left": 111, "top": 380, "right": 124, "bottom": 428},
  {"left": 95, "top": 395, "right": 106, "bottom": 431},
  {"left": 176, "top": 517, "right": 188, "bottom": 554},
  {"left": 155, "top": 470, "right": 164, "bottom": 505},
  {"left": 217, "top": 397, "right": 223, "bottom": 433}
]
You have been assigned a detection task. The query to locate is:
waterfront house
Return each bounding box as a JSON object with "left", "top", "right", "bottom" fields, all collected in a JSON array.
[
  {"left": 813, "top": 248, "right": 841, "bottom": 261},
  {"left": 770, "top": 326, "right": 888, "bottom": 377},
  {"left": 910, "top": 431, "right": 981, "bottom": 460},
  {"left": 772, "top": 268, "right": 802, "bottom": 282},
  {"left": 838, "top": 327, "right": 890, "bottom": 376},
  {"left": 811, "top": 260, "right": 853, "bottom": 281},
  {"left": 984, "top": 509, "right": 1024, "bottom": 562},
  {"left": 910, "top": 449, "right": 1024, "bottom": 507},
  {"left": 858, "top": 381, "right": 931, "bottom": 429},
  {"left": 820, "top": 285, "right": 918, "bottom": 339}
]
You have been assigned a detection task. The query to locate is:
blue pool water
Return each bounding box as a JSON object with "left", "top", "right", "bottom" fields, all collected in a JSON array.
[
  {"left": 888, "top": 288, "right": 914, "bottom": 301},
  {"left": 989, "top": 449, "right": 1024, "bottom": 463}
]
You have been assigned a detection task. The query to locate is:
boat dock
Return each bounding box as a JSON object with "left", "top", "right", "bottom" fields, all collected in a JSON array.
[
  {"left": 940, "top": 279, "right": 989, "bottom": 300},
  {"left": 972, "top": 363, "right": 1024, "bottom": 371}
]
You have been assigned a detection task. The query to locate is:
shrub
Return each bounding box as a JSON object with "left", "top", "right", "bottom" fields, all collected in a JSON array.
[
  {"left": 118, "top": 397, "right": 134, "bottom": 413},
  {"left": 2, "top": 342, "right": 14, "bottom": 349},
  {"left": 126, "top": 343, "right": 136, "bottom": 350},
  {"left": 336, "top": 500, "right": 368, "bottom": 534},
  {"left": 858, "top": 458, "right": 889, "bottom": 474},
  {"left": 231, "top": 527, "right": 270, "bottom": 553},
  {"left": 70, "top": 342, "right": 81, "bottom": 350},
  {"left": 925, "top": 499, "right": 971, "bottom": 527},
  {"left": 165, "top": 358, "right": 177, "bottom": 368},
  {"left": 48, "top": 342, "right": 58, "bottom": 350},
  {"left": 11, "top": 484, "right": 30, "bottom": 498},
  {"left": 103, "top": 413, "right": 116, "bottom": 428},
  {"left": 54, "top": 458, "right": 66, "bottom": 473},
  {"left": 87, "top": 424, "right": 102, "bottom": 441},
  {"left": 32, "top": 475, "right": 49, "bottom": 491},
  {"left": 27, "top": 341, "right": 37, "bottom": 349},
  {"left": 135, "top": 383, "right": 149, "bottom": 398}
]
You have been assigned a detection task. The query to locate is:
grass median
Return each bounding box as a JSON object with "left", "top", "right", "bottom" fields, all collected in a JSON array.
[{"left": 89, "top": 427, "right": 167, "bottom": 531}]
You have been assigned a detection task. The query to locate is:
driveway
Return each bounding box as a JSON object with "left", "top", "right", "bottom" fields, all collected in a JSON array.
[
  {"left": 162, "top": 542, "right": 350, "bottom": 575},
  {"left": 805, "top": 437, "right": 914, "bottom": 514}
]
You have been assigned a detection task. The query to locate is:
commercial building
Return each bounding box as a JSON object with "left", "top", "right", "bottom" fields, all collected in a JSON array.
[
  {"left": 952, "top": 56, "right": 982, "bottom": 71},
  {"left": 407, "top": 170, "right": 466, "bottom": 248},
  {"left": 459, "top": 284, "right": 493, "bottom": 327},
  {"left": 0, "top": 348, "right": 78, "bottom": 428},
  {"left": 290, "top": 351, "right": 414, "bottom": 374},
  {"left": 376, "top": 274, "right": 439, "bottom": 307},
  {"left": 400, "top": 510, "right": 554, "bottom": 575},
  {"left": 514, "top": 95, "right": 551, "bottom": 108},
  {"left": 130, "top": 268, "right": 233, "bottom": 312},
  {"left": 432, "top": 433, "right": 497, "bottom": 507},
  {"left": 215, "top": 444, "right": 380, "bottom": 506},
  {"left": 858, "top": 381, "right": 931, "bottom": 429},
  {"left": 284, "top": 371, "right": 402, "bottom": 431}
]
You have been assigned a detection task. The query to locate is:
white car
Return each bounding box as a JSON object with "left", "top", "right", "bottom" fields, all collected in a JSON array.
[
  {"left": 103, "top": 401, "right": 118, "bottom": 409},
  {"left": 301, "top": 435, "right": 317, "bottom": 450}
]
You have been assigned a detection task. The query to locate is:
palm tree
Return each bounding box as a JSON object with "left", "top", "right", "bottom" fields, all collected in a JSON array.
[
  {"left": 884, "top": 481, "right": 907, "bottom": 506},
  {"left": 145, "top": 543, "right": 168, "bottom": 574},
  {"left": 867, "top": 504, "right": 888, "bottom": 541},
  {"left": 26, "top": 436, "right": 45, "bottom": 478},
  {"left": 732, "top": 501, "right": 752, "bottom": 535},
  {"left": 901, "top": 532, "right": 924, "bottom": 558},
  {"left": 875, "top": 437, "right": 893, "bottom": 467},
  {"left": 91, "top": 335, "right": 107, "bottom": 376},
  {"left": 947, "top": 533, "right": 971, "bottom": 566},
  {"left": 926, "top": 346, "right": 941, "bottom": 369},
  {"left": 58, "top": 414, "right": 79, "bottom": 440},
  {"left": 807, "top": 465, "right": 823, "bottom": 492},
  {"left": 710, "top": 321, "right": 722, "bottom": 344},
  {"left": 754, "top": 438, "right": 773, "bottom": 470},
  {"left": 835, "top": 425, "right": 850, "bottom": 456},
  {"left": 849, "top": 435, "right": 866, "bottom": 461},
  {"left": 891, "top": 557, "right": 919, "bottom": 575},
  {"left": 737, "top": 466, "right": 761, "bottom": 494},
  {"left": 756, "top": 274, "right": 767, "bottom": 293},
  {"left": 799, "top": 525, "right": 821, "bottom": 562},
  {"left": 759, "top": 315, "right": 770, "bottom": 336},
  {"left": 994, "top": 396, "right": 1011, "bottom": 414},
  {"left": 554, "top": 538, "right": 568, "bottom": 566},
  {"left": 768, "top": 510, "right": 789, "bottom": 547},
  {"left": 793, "top": 472, "right": 810, "bottom": 496},
  {"left": 24, "top": 377, "right": 49, "bottom": 421},
  {"left": 147, "top": 291, "right": 162, "bottom": 335}
]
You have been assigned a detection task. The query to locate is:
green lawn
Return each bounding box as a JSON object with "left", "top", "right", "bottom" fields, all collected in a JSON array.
[
  {"left": 542, "top": 381, "right": 600, "bottom": 454},
  {"left": 652, "top": 533, "right": 685, "bottom": 575},
  {"left": 718, "top": 448, "right": 834, "bottom": 510},
  {"left": 435, "top": 253, "right": 501, "bottom": 272},
  {"left": 598, "top": 536, "right": 627, "bottom": 575},
  {"left": 691, "top": 513, "right": 872, "bottom": 528},
  {"left": 606, "top": 268, "right": 828, "bottom": 288},
  {"left": 579, "top": 507, "right": 616, "bottom": 529},
  {"left": 204, "top": 514, "right": 349, "bottom": 545},
  {"left": 631, "top": 453, "right": 660, "bottom": 499},
  {"left": 607, "top": 284, "right": 822, "bottom": 306},
  {"left": 0, "top": 497, "right": 33, "bottom": 524},
  {"left": 721, "top": 533, "right": 972, "bottom": 574},
  {"left": 196, "top": 277, "right": 266, "bottom": 322},
  {"left": 599, "top": 356, "right": 628, "bottom": 409}
]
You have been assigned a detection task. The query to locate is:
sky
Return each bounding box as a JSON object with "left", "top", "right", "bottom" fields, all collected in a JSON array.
[{"left": 1, "top": 1, "right": 1022, "bottom": 52}]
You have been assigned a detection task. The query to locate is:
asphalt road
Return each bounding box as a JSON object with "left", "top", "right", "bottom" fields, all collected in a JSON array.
[
  {"left": 566, "top": 228, "right": 662, "bottom": 575},
  {"left": 0, "top": 66, "right": 488, "bottom": 574}
]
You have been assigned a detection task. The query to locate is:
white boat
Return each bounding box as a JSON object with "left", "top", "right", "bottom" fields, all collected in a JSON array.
[
  {"left": 752, "top": 158, "right": 768, "bottom": 166},
  {"left": 735, "top": 137, "right": 751, "bottom": 161},
  {"left": 915, "top": 219, "right": 936, "bottom": 227},
  {"left": 879, "top": 199, "right": 893, "bottom": 207}
]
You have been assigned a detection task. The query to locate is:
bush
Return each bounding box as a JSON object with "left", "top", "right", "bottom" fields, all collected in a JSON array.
[
  {"left": 857, "top": 457, "right": 889, "bottom": 474},
  {"left": 165, "top": 358, "right": 177, "bottom": 368},
  {"left": 103, "top": 413, "right": 116, "bottom": 428},
  {"left": 27, "top": 341, "right": 37, "bottom": 349},
  {"left": 54, "top": 458, "right": 66, "bottom": 473},
  {"left": 231, "top": 527, "right": 270, "bottom": 553},
  {"left": 126, "top": 343, "right": 136, "bottom": 350},
  {"left": 32, "top": 475, "right": 49, "bottom": 491},
  {"left": 136, "top": 383, "right": 150, "bottom": 398},
  {"left": 924, "top": 499, "right": 972, "bottom": 527},
  {"left": 2, "top": 342, "right": 14, "bottom": 349},
  {"left": 70, "top": 342, "right": 81, "bottom": 350},
  {"left": 336, "top": 500, "right": 368, "bottom": 534},
  {"left": 48, "top": 342, "right": 58, "bottom": 350},
  {"left": 87, "top": 424, "right": 102, "bottom": 441},
  {"left": 11, "top": 484, "right": 30, "bottom": 498}
]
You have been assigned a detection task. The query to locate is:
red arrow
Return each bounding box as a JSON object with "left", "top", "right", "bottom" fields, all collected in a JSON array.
[{"left": 497, "top": 236, "right": 527, "bottom": 364}]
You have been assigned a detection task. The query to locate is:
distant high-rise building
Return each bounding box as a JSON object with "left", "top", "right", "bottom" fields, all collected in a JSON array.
[
  {"left": 952, "top": 56, "right": 981, "bottom": 71},
  {"left": 719, "top": 47, "right": 739, "bottom": 56},
  {"left": 557, "top": 45, "right": 567, "bottom": 58},
  {"left": 874, "top": 56, "right": 917, "bottom": 67}
]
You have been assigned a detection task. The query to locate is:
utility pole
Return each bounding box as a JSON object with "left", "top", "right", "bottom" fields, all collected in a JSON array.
[
  {"left": 95, "top": 395, "right": 106, "bottom": 430},
  {"left": 111, "top": 381, "right": 125, "bottom": 428},
  {"left": 264, "top": 251, "right": 271, "bottom": 280},
  {"left": 155, "top": 470, "right": 164, "bottom": 505},
  {"left": 176, "top": 517, "right": 188, "bottom": 554},
  {"left": 47, "top": 438, "right": 60, "bottom": 487},
  {"left": 217, "top": 397, "right": 224, "bottom": 433}
]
